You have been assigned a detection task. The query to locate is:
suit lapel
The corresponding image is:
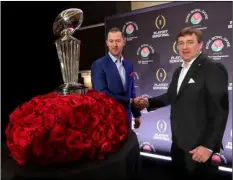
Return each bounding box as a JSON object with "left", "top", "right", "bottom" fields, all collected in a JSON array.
[
  {"left": 172, "top": 67, "right": 182, "bottom": 100},
  {"left": 175, "top": 54, "right": 205, "bottom": 101},
  {"left": 106, "top": 55, "right": 125, "bottom": 91},
  {"left": 123, "top": 61, "right": 130, "bottom": 92}
]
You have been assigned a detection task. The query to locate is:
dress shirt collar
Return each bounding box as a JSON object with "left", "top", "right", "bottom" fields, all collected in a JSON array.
[
  {"left": 181, "top": 52, "right": 202, "bottom": 68},
  {"left": 108, "top": 52, "right": 124, "bottom": 63}
]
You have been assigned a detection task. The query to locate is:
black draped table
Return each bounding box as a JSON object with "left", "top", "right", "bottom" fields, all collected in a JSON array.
[{"left": 2, "top": 130, "right": 141, "bottom": 180}]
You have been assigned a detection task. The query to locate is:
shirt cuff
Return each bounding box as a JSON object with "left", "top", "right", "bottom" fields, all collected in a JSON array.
[
  {"left": 206, "top": 148, "right": 213, "bottom": 153},
  {"left": 144, "top": 97, "right": 149, "bottom": 107},
  {"left": 129, "top": 98, "right": 132, "bottom": 105}
]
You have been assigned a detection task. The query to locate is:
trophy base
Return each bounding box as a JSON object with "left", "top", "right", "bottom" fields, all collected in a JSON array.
[{"left": 55, "top": 83, "right": 88, "bottom": 95}]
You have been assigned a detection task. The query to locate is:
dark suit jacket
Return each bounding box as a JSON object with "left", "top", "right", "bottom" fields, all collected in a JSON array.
[
  {"left": 91, "top": 54, "right": 141, "bottom": 127},
  {"left": 148, "top": 53, "right": 229, "bottom": 152}
]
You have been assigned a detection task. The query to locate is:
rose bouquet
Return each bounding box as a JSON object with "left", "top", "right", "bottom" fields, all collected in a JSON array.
[{"left": 5, "top": 90, "right": 129, "bottom": 165}]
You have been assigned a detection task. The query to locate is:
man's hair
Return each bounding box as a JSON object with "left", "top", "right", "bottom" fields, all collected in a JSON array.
[
  {"left": 176, "top": 27, "right": 203, "bottom": 43},
  {"left": 106, "top": 27, "right": 125, "bottom": 39}
]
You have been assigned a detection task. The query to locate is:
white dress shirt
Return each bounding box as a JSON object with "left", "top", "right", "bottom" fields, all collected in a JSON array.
[
  {"left": 177, "top": 58, "right": 195, "bottom": 94},
  {"left": 108, "top": 52, "right": 126, "bottom": 91},
  {"left": 177, "top": 52, "right": 202, "bottom": 94}
]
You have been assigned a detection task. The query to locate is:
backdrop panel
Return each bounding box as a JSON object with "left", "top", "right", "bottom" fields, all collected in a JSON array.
[{"left": 105, "top": 1, "right": 232, "bottom": 168}]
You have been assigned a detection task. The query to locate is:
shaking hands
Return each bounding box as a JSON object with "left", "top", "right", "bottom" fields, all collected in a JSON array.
[{"left": 132, "top": 96, "right": 149, "bottom": 110}]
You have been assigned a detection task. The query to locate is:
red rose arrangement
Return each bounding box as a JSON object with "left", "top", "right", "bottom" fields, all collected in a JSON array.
[{"left": 5, "top": 90, "right": 129, "bottom": 165}]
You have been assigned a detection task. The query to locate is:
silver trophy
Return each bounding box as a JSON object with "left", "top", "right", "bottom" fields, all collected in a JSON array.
[{"left": 53, "top": 8, "right": 87, "bottom": 95}]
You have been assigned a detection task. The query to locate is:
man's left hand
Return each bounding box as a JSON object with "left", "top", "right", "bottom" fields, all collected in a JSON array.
[
  {"left": 189, "top": 146, "right": 212, "bottom": 163},
  {"left": 134, "top": 117, "right": 141, "bottom": 129}
]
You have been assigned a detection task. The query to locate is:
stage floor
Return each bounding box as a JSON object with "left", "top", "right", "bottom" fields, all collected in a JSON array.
[{"left": 140, "top": 156, "right": 232, "bottom": 180}]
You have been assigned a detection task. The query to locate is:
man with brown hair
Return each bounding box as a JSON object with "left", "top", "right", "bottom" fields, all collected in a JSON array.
[
  {"left": 91, "top": 27, "right": 142, "bottom": 129},
  {"left": 139, "top": 27, "right": 229, "bottom": 179}
]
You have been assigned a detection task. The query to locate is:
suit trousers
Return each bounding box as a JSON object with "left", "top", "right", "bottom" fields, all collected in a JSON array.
[{"left": 171, "top": 143, "right": 218, "bottom": 180}]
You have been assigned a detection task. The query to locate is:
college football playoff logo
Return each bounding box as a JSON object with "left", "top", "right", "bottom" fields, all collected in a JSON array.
[
  {"left": 173, "top": 41, "right": 178, "bottom": 54},
  {"left": 155, "top": 15, "right": 166, "bottom": 29},
  {"left": 156, "top": 119, "right": 167, "bottom": 133},
  {"left": 156, "top": 68, "right": 167, "bottom": 82}
]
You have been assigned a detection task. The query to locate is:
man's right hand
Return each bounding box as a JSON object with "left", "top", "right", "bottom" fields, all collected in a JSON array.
[{"left": 132, "top": 97, "right": 149, "bottom": 110}]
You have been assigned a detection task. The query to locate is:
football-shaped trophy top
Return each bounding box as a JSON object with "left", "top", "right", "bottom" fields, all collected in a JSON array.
[{"left": 53, "top": 8, "right": 83, "bottom": 37}]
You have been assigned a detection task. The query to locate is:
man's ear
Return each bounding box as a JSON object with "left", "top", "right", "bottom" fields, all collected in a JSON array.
[
  {"left": 199, "top": 41, "right": 203, "bottom": 50},
  {"left": 106, "top": 39, "right": 109, "bottom": 47},
  {"left": 123, "top": 37, "right": 126, "bottom": 46}
]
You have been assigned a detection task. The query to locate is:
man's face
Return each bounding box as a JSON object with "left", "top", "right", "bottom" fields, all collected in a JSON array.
[
  {"left": 177, "top": 33, "right": 203, "bottom": 62},
  {"left": 106, "top": 31, "right": 125, "bottom": 56}
]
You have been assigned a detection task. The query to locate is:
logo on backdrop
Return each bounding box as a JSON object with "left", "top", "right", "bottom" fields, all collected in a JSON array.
[
  {"left": 155, "top": 15, "right": 166, "bottom": 29},
  {"left": 205, "top": 36, "right": 231, "bottom": 60},
  {"left": 122, "top": 21, "right": 139, "bottom": 41},
  {"left": 228, "top": 20, "right": 232, "bottom": 29},
  {"left": 140, "top": 142, "right": 155, "bottom": 153},
  {"left": 185, "top": 9, "right": 208, "bottom": 30},
  {"left": 153, "top": 68, "right": 169, "bottom": 90},
  {"left": 229, "top": 83, "right": 232, "bottom": 91},
  {"left": 157, "top": 119, "right": 167, "bottom": 133},
  {"left": 225, "top": 129, "right": 232, "bottom": 150},
  {"left": 153, "top": 119, "right": 170, "bottom": 141},
  {"left": 173, "top": 41, "right": 178, "bottom": 55},
  {"left": 152, "top": 15, "right": 169, "bottom": 39},
  {"left": 133, "top": 71, "right": 139, "bottom": 88},
  {"left": 211, "top": 153, "right": 227, "bottom": 166},
  {"left": 133, "top": 72, "right": 140, "bottom": 80},
  {"left": 169, "top": 41, "right": 182, "bottom": 64},
  {"left": 137, "top": 44, "right": 155, "bottom": 64},
  {"left": 156, "top": 68, "right": 167, "bottom": 82}
]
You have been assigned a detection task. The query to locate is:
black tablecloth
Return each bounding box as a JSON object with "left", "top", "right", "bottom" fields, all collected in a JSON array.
[{"left": 2, "top": 130, "right": 141, "bottom": 180}]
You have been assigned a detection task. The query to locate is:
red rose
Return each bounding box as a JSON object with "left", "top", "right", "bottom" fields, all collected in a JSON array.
[
  {"left": 34, "top": 126, "right": 45, "bottom": 137},
  {"left": 23, "top": 116, "right": 43, "bottom": 131},
  {"left": 100, "top": 141, "right": 112, "bottom": 154},
  {"left": 12, "top": 127, "right": 32, "bottom": 148},
  {"left": 106, "top": 126, "right": 116, "bottom": 139},
  {"left": 91, "top": 126, "right": 106, "bottom": 145},
  {"left": 98, "top": 141, "right": 113, "bottom": 159},
  {"left": 31, "top": 135, "right": 43, "bottom": 156},
  {"left": 49, "top": 123, "right": 66, "bottom": 141},
  {"left": 7, "top": 143, "right": 26, "bottom": 165},
  {"left": 44, "top": 114, "right": 56, "bottom": 129},
  {"left": 66, "top": 128, "right": 91, "bottom": 150},
  {"left": 70, "top": 112, "right": 89, "bottom": 132},
  {"left": 90, "top": 115, "right": 101, "bottom": 127}
]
